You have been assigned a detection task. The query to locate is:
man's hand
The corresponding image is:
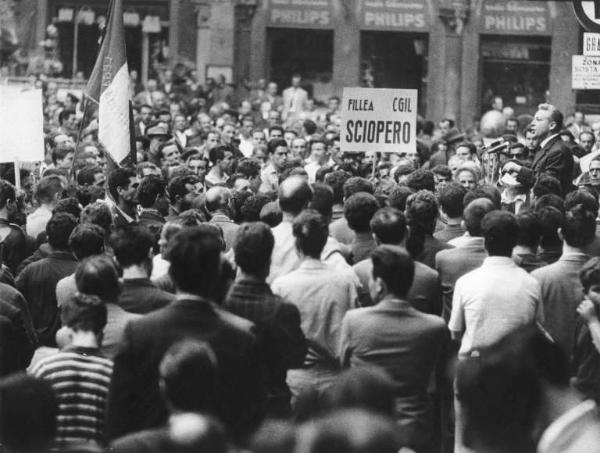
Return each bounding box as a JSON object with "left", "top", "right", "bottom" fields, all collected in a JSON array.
[
  {"left": 502, "top": 161, "right": 522, "bottom": 174},
  {"left": 578, "top": 299, "right": 599, "bottom": 324}
]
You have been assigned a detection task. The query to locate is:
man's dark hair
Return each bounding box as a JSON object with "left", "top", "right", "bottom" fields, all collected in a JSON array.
[
  {"left": 344, "top": 192, "right": 379, "bottom": 233},
  {"left": 69, "top": 224, "right": 105, "bottom": 260},
  {"left": 455, "top": 326, "right": 568, "bottom": 451},
  {"left": 159, "top": 339, "right": 218, "bottom": 412},
  {"left": 463, "top": 185, "right": 501, "bottom": 210},
  {"left": 464, "top": 198, "right": 496, "bottom": 236},
  {"left": 324, "top": 170, "right": 352, "bottom": 204},
  {"left": 431, "top": 164, "right": 453, "bottom": 180},
  {"left": 108, "top": 167, "right": 136, "bottom": 201},
  {"left": 137, "top": 176, "right": 166, "bottom": 209},
  {"left": 278, "top": 176, "right": 313, "bottom": 215},
  {"left": 237, "top": 158, "right": 261, "bottom": 179},
  {"left": 53, "top": 197, "right": 81, "bottom": 219},
  {"left": 168, "top": 225, "right": 222, "bottom": 296},
  {"left": 371, "top": 245, "right": 414, "bottom": 297},
  {"left": 260, "top": 201, "right": 283, "bottom": 227},
  {"left": 562, "top": 205, "right": 596, "bottom": 248},
  {"left": 406, "top": 169, "right": 435, "bottom": 192},
  {"left": 292, "top": 209, "right": 328, "bottom": 259},
  {"left": 309, "top": 183, "right": 334, "bottom": 219},
  {"left": 77, "top": 165, "right": 103, "bottom": 186},
  {"left": 536, "top": 206, "right": 564, "bottom": 248},
  {"left": 0, "top": 374, "right": 57, "bottom": 452},
  {"left": 388, "top": 186, "right": 414, "bottom": 211},
  {"left": 209, "top": 145, "right": 231, "bottom": 165},
  {"left": 268, "top": 125, "right": 284, "bottom": 136},
  {"left": 303, "top": 119, "right": 317, "bottom": 135},
  {"left": 46, "top": 212, "right": 78, "bottom": 250},
  {"left": 481, "top": 210, "right": 518, "bottom": 256},
  {"left": 343, "top": 177, "right": 374, "bottom": 198},
  {"left": 168, "top": 175, "right": 199, "bottom": 203},
  {"left": 267, "top": 138, "right": 288, "bottom": 155},
  {"left": 110, "top": 226, "right": 155, "bottom": 268},
  {"left": 34, "top": 175, "right": 63, "bottom": 204},
  {"left": 233, "top": 222, "right": 274, "bottom": 276},
  {"left": 61, "top": 292, "right": 107, "bottom": 335},
  {"left": 58, "top": 109, "right": 76, "bottom": 126},
  {"left": 52, "top": 141, "right": 75, "bottom": 164},
  {"left": 533, "top": 174, "right": 562, "bottom": 199},
  {"left": 516, "top": 211, "right": 542, "bottom": 249},
  {"left": 240, "top": 194, "right": 270, "bottom": 222},
  {"left": 75, "top": 255, "right": 121, "bottom": 303},
  {"left": 580, "top": 257, "right": 600, "bottom": 293},
  {"left": 440, "top": 183, "right": 467, "bottom": 218},
  {"left": 370, "top": 208, "right": 407, "bottom": 244},
  {"left": 565, "top": 189, "right": 599, "bottom": 214},
  {"left": 81, "top": 201, "right": 113, "bottom": 236},
  {"left": 534, "top": 193, "right": 565, "bottom": 214}
]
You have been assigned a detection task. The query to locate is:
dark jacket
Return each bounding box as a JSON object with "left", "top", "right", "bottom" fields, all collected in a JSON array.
[
  {"left": 517, "top": 134, "right": 574, "bottom": 195},
  {"left": 105, "top": 296, "right": 264, "bottom": 442},
  {"left": 118, "top": 278, "right": 175, "bottom": 314}
]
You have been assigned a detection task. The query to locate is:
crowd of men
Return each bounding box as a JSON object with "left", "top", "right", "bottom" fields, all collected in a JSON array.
[{"left": 3, "top": 69, "right": 600, "bottom": 453}]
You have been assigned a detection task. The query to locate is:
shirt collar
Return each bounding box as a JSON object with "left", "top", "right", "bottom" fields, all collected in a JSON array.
[
  {"left": 538, "top": 400, "right": 597, "bottom": 453},
  {"left": 540, "top": 133, "right": 559, "bottom": 150},
  {"left": 559, "top": 252, "right": 590, "bottom": 262},
  {"left": 298, "top": 258, "right": 325, "bottom": 270},
  {"left": 482, "top": 256, "right": 515, "bottom": 266}
]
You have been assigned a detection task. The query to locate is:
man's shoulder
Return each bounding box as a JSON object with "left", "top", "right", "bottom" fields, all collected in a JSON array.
[
  {"left": 531, "top": 260, "right": 564, "bottom": 280},
  {"left": 352, "top": 258, "right": 371, "bottom": 275},
  {"left": 415, "top": 261, "right": 438, "bottom": 279}
]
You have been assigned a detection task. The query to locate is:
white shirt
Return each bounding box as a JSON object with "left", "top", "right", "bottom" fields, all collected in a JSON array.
[
  {"left": 239, "top": 135, "right": 254, "bottom": 158},
  {"left": 538, "top": 400, "right": 600, "bottom": 453},
  {"left": 26, "top": 206, "right": 53, "bottom": 239},
  {"left": 449, "top": 256, "right": 542, "bottom": 358},
  {"left": 448, "top": 234, "right": 485, "bottom": 249}
]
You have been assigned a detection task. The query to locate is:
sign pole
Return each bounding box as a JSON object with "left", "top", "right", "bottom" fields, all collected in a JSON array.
[{"left": 14, "top": 158, "right": 21, "bottom": 191}]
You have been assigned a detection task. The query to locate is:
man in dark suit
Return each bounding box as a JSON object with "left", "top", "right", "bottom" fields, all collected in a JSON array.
[
  {"left": 105, "top": 225, "right": 264, "bottom": 442},
  {"left": 340, "top": 245, "right": 448, "bottom": 453},
  {"left": 353, "top": 207, "right": 442, "bottom": 315},
  {"left": 504, "top": 104, "right": 574, "bottom": 195}
]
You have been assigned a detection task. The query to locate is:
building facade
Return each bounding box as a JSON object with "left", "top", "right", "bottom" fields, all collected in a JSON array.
[{"left": 29, "top": 0, "right": 582, "bottom": 127}]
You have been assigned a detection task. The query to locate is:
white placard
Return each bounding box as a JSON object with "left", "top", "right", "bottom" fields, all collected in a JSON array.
[
  {"left": 584, "top": 33, "right": 600, "bottom": 56},
  {"left": 341, "top": 87, "right": 417, "bottom": 153},
  {"left": 0, "top": 88, "right": 44, "bottom": 163},
  {"left": 572, "top": 55, "right": 600, "bottom": 90}
]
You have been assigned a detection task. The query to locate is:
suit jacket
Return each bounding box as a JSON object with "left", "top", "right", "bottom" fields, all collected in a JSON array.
[
  {"left": 517, "top": 134, "right": 574, "bottom": 195},
  {"left": 435, "top": 238, "right": 487, "bottom": 322},
  {"left": 209, "top": 213, "right": 239, "bottom": 251},
  {"left": 532, "top": 253, "right": 589, "bottom": 355},
  {"left": 105, "top": 296, "right": 264, "bottom": 442},
  {"left": 353, "top": 258, "right": 442, "bottom": 315},
  {"left": 340, "top": 298, "right": 448, "bottom": 451}
]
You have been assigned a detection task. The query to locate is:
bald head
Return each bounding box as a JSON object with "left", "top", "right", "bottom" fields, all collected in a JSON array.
[
  {"left": 205, "top": 187, "right": 231, "bottom": 212},
  {"left": 278, "top": 176, "right": 313, "bottom": 216},
  {"left": 464, "top": 198, "right": 495, "bottom": 237}
]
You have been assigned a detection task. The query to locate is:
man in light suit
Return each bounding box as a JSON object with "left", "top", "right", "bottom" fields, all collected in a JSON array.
[
  {"left": 340, "top": 245, "right": 448, "bottom": 453},
  {"left": 282, "top": 74, "right": 308, "bottom": 124}
]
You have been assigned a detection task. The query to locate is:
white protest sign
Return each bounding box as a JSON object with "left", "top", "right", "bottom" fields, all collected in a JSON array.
[
  {"left": 584, "top": 33, "right": 600, "bottom": 56},
  {"left": 0, "top": 87, "right": 44, "bottom": 163},
  {"left": 341, "top": 87, "right": 417, "bottom": 153},
  {"left": 572, "top": 55, "right": 600, "bottom": 90}
]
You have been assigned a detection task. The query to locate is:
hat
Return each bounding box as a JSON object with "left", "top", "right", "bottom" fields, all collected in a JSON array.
[
  {"left": 442, "top": 128, "right": 464, "bottom": 144},
  {"left": 146, "top": 124, "right": 171, "bottom": 138}
]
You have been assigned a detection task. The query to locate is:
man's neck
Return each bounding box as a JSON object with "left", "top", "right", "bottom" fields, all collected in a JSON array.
[
  {"left": 541, "top": 387, "right": 583, "bottom": 433},
  {"left": 209, "top": 166, "right": 223, "bottom": 178},
  {"left": 40, "top": 202, "right": 55, "bottom": 211},
  {"left": 446, "top": 217, "right": 462, "bottom": 226},
  {"left": 70, "top": 331, "right": 100, "bottom": 349},
  {"left": 513, "top": 245, "right": 536, "bottom": 256},
  {"left": 282, "top": 212, "right": 295, "bottom": 223},
  {"left": 563, "top": 243, "right": 586, "bottom": 255},
  {"left": 122, "top": 265, "right": 149, "bottom": 280}
]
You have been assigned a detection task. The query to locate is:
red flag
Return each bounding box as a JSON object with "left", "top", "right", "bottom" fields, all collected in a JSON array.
[{"left": 85, "top": 0, "right": 131, "bottom": 165}]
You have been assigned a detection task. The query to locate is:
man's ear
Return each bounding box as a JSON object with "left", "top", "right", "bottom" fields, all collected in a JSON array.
[{"left": 557, "top": 227, "right": 564, "bottom": 242}]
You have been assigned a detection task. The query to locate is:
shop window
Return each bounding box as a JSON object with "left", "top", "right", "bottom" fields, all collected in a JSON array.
[
  {"left": 267, "top": 28, "right": 333, "bottom": 100},
  {"left": 480, "top": 35, "right": 551, "bottom": 116},
  {"left": 360, "top": 31, "right": 428, "bottom": 115}
]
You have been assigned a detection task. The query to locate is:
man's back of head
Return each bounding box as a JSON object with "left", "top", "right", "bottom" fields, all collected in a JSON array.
[
  {"left": 370, "top": 208, "right": 407, "bottom": 245},
  {"left": 562, "top": 205, "right": 596, "bottom": 249},
  {"left": 233, "top": 222, "right": 274, "bottom": 279},
  {"left": 159, "top": 339, "right": 218, "bottom": 413},
  {"left": 110, "top": 225, "right": 155, "bottom": 270},
  {"left": 309, "top": 183, "right": 334, "bottom": 220},
  {"left": 205, "top": 186, "right": 232, "bottom": 213},
  {"left": 344, "top": 192, "right": 379, "bottom": 234},
  {"left": 292, "top": 209, "right": 328, "bottom": 259},
  {"left": 516, "top": 211, "right": 542, "bottom": 251},
  {"left": 463, "top": 198, "right": 495, "bottom": 237},
  {"left": 75, "top": 255, "right": 121, "bottom": 303},
  {"left": 168, "top": 225, "right": 222, "bottom": 298},
  {"left": 481, "top": 210, "right": 518, "bottom": 256},
  {"left": 137, "top": 176, "right": 167, "bottom": 210},
  {"left": 34, "top": 175, "right": 63, "bottom": 206},
  {"left": 371, "top": 245, "right": 415, "bottom": 299},
  {"left": 69, "top": 224, "right": 105, "bottom": 260},
  {"left": 440, "top": 183, "right": 467, "bottom": 220},
  {"left": 343, "top": 177, "right": 374, "bottom": 199},
  {"left": 278, "top": 176, "right": 313, "bottom": 217},
  {"left": 46, "top": 212, "right": 78, "bottom": 252}
]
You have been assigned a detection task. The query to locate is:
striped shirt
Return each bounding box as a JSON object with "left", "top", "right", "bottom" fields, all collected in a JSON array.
[{"left": 30, "top": 346, "right": 113, "bottom": 447}]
